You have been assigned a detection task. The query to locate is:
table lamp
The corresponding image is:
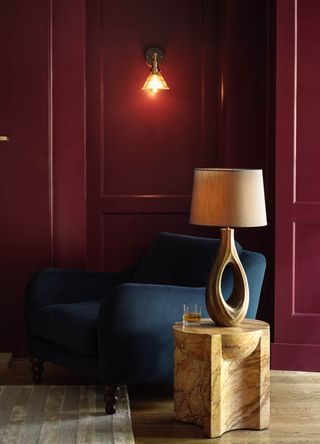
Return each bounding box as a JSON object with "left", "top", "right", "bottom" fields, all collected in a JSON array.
[{"left": 190, "top": 168, "right": 267, "bottom": 327}]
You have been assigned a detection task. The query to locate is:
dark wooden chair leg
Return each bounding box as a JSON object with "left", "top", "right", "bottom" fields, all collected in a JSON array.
[
  {"left": 104, "top": 385, "right": 120, "bottom": 415},
  {"left": 30, "top": 357, "right": 45, "bottom": 383}
]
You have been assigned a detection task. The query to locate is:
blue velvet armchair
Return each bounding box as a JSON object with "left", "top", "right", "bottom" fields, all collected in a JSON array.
[{"left": 25, "top": 232, "right": 266, "bottom": 413}]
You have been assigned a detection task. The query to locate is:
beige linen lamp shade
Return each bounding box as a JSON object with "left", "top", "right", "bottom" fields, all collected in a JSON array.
[{"left": 190, "top": 168, "right": 267, "bottom": 228}]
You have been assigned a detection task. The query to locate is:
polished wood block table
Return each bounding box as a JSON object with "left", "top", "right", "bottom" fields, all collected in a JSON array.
[{"left": 173, "top": 319, "right": 270, "bottom": 438}]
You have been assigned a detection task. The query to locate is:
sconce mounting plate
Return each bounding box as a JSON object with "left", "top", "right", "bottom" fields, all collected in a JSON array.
[{"left": 144, "top": 47, "right": 164, "bottom": 67}]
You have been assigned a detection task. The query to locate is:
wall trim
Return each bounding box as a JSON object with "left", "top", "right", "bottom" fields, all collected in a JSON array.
[{"left": 272, "top": 342, "right": 320, "bottom": 371}]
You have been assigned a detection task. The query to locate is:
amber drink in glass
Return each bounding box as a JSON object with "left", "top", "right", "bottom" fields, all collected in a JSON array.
[{"left": 183, "top": 304, "right": 201, "bottom": 326}]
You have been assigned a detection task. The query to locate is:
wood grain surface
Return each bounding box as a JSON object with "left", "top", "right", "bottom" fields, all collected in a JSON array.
[
  {"left": 173, "top": 319, "right": 270, "bottom": 437},
  {"left": 130, "top": 370, "right": 320, "bottom": 443},
  {"left": 2, "top": 360, "right": 320, "bottom": 443},
  {"left": 0, "top": 385, "right": 134, "bottom": 444}
]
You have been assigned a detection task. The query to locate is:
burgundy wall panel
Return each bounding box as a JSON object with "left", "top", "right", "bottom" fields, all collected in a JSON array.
[
  {"left": 296, "top": 0, "right": 320, "bottom": 202},
  {"left": 0, "top": 0, "right": 52, "bottom": 353},
  {"left": 295, "top": 223, "right": 320, "bottom": 316},
  {"left": 273, "top": 0, "right": 320, "bottom": 370},
  {"left": 101, "top": 1, "right": 203, "bottom": 196},
  {"left": 86, "top": 0, "right": 222, "bottom": 271}
]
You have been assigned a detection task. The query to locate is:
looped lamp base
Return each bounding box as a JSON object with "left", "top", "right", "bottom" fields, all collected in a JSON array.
[{"left": 206, "top": 227, "right": 249, "bottom": 327}]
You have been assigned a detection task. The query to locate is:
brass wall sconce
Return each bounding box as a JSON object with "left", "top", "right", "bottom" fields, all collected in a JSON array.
[{"left": 142, "top": 47, "right": 169, "bottom": 94}]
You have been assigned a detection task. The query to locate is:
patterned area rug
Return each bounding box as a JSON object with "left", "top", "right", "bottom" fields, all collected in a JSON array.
[{"left": 0, "top": 385, "right": 135, "bottom": 443}]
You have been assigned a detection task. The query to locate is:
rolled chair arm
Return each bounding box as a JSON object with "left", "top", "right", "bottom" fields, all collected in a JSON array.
[
  {"left": 25, "top": 267, "right": 135, "bottom": 312},
  {"left": 240, "top": 250, "right": 266, "bottom": 318},
  {"left": 97, "top": 283, "right": 206, "bottom": 385}
]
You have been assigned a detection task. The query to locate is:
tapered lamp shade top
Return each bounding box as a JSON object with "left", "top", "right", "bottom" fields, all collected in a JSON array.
[{"left": 190, "top": 169, "right": 267, "bottom": 227}]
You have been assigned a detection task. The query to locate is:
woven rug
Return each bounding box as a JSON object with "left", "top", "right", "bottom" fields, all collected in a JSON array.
[{"left": 0, "top": 385, "right": 135, "bottom": 443}]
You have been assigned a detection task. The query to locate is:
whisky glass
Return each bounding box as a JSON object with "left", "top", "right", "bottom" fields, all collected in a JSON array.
[{"left": 183, "top": 304, "right": 201, "bottom": 327}]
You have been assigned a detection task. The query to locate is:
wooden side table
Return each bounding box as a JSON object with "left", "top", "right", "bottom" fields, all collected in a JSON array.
[{"left": 173, "top": 319, "right": 270, "bottom": 438}]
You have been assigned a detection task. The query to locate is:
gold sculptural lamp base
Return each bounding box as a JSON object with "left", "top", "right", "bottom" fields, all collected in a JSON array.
[{"left": 206, "top": 227, "right": 249, "bottom": 327}]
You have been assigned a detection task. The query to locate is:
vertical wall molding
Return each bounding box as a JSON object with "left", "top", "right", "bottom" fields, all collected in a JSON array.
[
  {"left": 51, "top": 0, "right": 87, "bottom": 268},
  {"left": 48, "top": 0, "right": 54, "bottom": 267}
]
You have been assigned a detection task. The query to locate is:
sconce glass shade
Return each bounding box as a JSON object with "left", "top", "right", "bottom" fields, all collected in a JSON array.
[
  {"left": 142, "top": 71, "right": 169, "bottom": 93},
  {"left": 142, "top": 48, "right": 169, "bottom": 93}
]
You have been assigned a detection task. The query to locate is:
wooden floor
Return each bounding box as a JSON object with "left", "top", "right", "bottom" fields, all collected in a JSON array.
[{"left": 1, "top": 360, "right": 320, "bottom": 443}]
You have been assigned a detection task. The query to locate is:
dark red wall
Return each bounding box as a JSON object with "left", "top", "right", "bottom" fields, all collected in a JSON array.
[{"left": 0, "top": 0, "right": 275, "bottom": 355}]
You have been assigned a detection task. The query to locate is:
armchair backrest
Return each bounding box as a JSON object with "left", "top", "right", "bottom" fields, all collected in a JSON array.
[{"left": 131, "top": 232, "right": 242, "bottom": 288}]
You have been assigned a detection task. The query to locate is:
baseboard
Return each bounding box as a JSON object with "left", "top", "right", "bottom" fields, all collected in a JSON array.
[
  {"left": 272, "top": 342, "right": 320, "bottom": 371},
  {"left": 0, "top": 353, "right": 12, "bottom": 384},
  {"left": 0, "top": 352, "right": 13, "bottom": 371}
]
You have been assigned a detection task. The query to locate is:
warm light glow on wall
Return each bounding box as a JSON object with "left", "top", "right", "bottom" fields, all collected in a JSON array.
[{"left": 142, "top": 48, "right": 169, "bottom": 94}]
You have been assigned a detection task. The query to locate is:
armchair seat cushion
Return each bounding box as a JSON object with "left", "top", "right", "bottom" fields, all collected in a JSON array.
[{"left": 29, "top": 301, "right": 99, "bottom": 355}]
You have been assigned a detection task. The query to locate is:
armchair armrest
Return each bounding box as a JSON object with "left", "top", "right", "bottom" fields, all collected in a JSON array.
[
  {"left": 97, "top": 283, "right": 206, "bottom": 385},
  {"left": 241, "top": 250, "right": 266, "bottom": 318},
  {"left": 25, "top": 267, "right": 135, "bottom": 312}
]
